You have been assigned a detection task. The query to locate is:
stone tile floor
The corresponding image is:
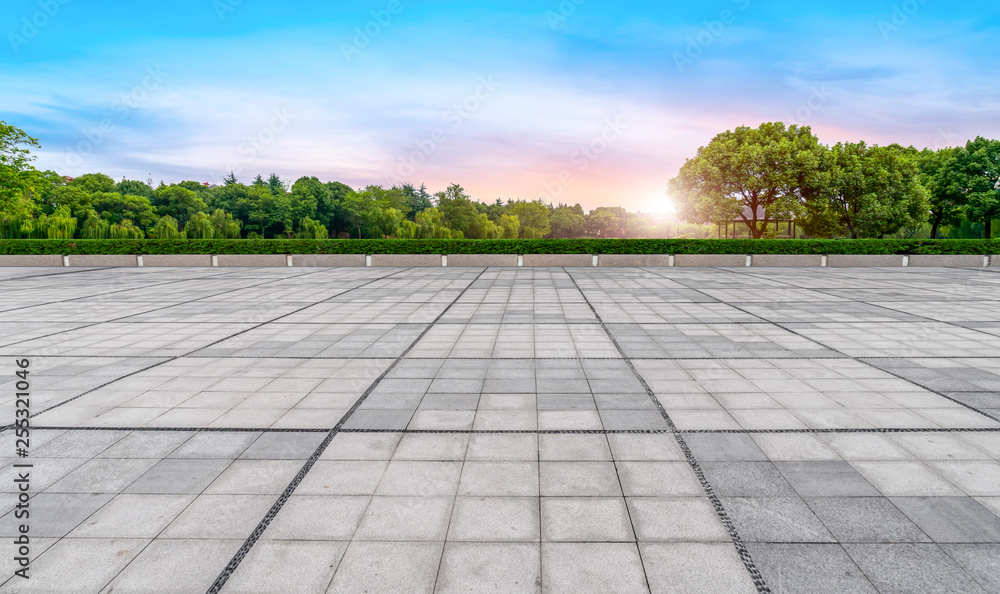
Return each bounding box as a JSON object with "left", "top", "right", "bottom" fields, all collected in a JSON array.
[{"left": 0, "top": 265, "right": 998, "bottom": 592}]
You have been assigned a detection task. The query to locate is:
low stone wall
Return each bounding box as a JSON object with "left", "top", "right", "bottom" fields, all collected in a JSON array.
[{"left": 2, "top": 253, "right": 998, "bottom": 268}]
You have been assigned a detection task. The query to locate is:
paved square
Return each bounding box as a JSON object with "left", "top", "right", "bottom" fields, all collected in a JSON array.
[{"left": 1, "top": 264, "right": 999, "bottom": 592}]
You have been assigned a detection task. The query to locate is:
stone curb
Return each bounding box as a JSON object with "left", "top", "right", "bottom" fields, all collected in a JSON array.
[
  {"left": 827, "top": 255, "right": 906, "bottom": 267},
  {"left": 598, "top": 254, "right": 674, "bottom": 267},
  {"left": 0, "top": 255, "right": 65, "bottom": 267},
  {"left": 1, "top": 253, "right": 997, "bottom": 268},
  {"left": 370, "top": 254, "right": 443, "bottom": 267},
  {"left": 751, "top": 254, "right": 825, "bottom": 267},
  {"left": 142, "top": 254, "right": 213, "bottom": 267},
  {"left": 907, "top": 254, "right": 990, "bottom": 268},
  {"left": 675, "top": 254, "right": 748, "bottom": 267},
  {"left": 291, "top": 254, "right": 367, "bottom": 267},
  {"left": 66, "top": 254, "right": 138, "bottom": 267},
  {"left": 447, "top": 254, "right": 518, "bottom": 267},
  {"left": 216, "top": 254, "right": 287, "bottom": 267}
]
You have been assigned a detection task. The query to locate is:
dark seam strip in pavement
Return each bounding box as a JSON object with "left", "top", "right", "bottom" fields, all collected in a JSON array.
[
  {"left": 0, "top": 270, "right": 404, "bottom": 432},
  {"left": 8, "top": 353, "right": 1000, "bottom": 361},
  {"left": 564, "top": 268, "right": 772, "bottom": 594},
  {"left": 26, "top": 425, "right": 1000, "bottom": 434},
  {"left": 206, "top": 267, "right": 488, "bottom": 594},
  {"left": 652, "top": 267, "right": 1000, "bottom": 426}
]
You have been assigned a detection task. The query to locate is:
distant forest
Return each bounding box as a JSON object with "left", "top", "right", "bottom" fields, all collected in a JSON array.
[{"left": 2, "top": 121, "right": 997, "bottom": 240}]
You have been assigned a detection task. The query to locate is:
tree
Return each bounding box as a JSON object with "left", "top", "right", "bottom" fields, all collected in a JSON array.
[
  {"left": 223, "top": 171, "right": 239, "bottom": 186},
  {"left": 152, "top": 185, "right": 208, "bottom": 227},
  {"left": 345, "top": 186, "right": 407, "bottom": 238},
  {"left": 184, "top": 212, "right": 216, "bottom": 238},
  {"left": 804, "top": 143, "right": 929, "bottom": 238},
  {"left": 92, "top": 192, "right": 159, "bottom": 228},
  {"left": 953, "top": 137, "right": 1000, "bottom": 239},
  {"left": 323, "top": 181, "right": 355, "bottom": 235},
  {"left": 267, "top": 173, "right": 286, "bottom": 196},
  {"left": 917, "top": 148, "right": 967, "bottom": 239},
  {"left": 69, "top": 173, "right": 115, "bottom": 194},
  {"left": 115, "top": 179, "right": 154, "bottom": 198},
  {"left": 586, "top": 208, "right": 622, "bottom": 238},
  {"left": 210, "top": 209, "right": 242, "bottom": 239},
  {"left": 668, "top": 122, "right": 826, "bottom": 238},
  {"left": 0, "top": 121, "right": 43, "bottom": 219},
  {"left": 290, "top": 177, "right": 325, "bottom": 226},
  {"left": 509, "top": 200, "right": 551, "bottom": 238},
  {"left": 149, "top": 216, "right": 184, "bottom": 239},
  {"left": 435, "top": 184, "right": 479, "bottom": 235},
  {"left": 400, "top": 183, "right": 433, "bottom": 219},
  {"left": 549, "top": 205, "right": 586, "bottom": 238}
]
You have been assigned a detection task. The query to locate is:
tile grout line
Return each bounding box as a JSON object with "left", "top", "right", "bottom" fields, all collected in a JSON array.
[
  {"left": 205, "top": 267, "right": 488, "bottom": 593},
  {"left": 563, "top": 268, "right": 771, "bottom": 594},
  {"left": 24, "top": 426, "right": 1000, "bottom": 434}
]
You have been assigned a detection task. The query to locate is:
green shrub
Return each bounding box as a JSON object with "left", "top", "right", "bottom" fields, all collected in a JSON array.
[{"left": 0, "top": 238, "right": 998, "bottom": 255}]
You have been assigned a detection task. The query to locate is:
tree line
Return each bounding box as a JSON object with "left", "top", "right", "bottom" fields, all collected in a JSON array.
[
  {"left": 669, "top": 122, "right": 1000, "bottom": 239},
  {"left": 0, "top": 122, "right": 707, "bottom": 240}
]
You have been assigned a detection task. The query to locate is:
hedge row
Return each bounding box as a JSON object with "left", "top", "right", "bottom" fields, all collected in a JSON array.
[{"left": 1, "top": 239, "right": 999, "bottom": 256}]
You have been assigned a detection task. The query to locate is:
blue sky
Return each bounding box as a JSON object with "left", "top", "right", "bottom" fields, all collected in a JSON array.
[{"left": 3, "top": 0, "right": 998, "bottom": 211}]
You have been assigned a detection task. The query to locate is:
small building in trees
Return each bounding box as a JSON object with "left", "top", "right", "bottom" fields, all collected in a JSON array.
[{"left": 717, "top": 206, "right": 797, "bottom": 239}]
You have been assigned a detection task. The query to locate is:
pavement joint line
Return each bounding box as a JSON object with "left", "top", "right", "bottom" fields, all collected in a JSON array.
[
  {"left": 7, "top": 353, "right": 1000, "bottom": 361},
  {"left": 206, "top": 267, "right": 487, "bottom": 594},
  {"left": 649, "top": 267, "right": 1000, "bottom": 426},
  {"left": 24, "top": 426, "right": 1000, "bottom": 434},
  {"left": 0, "top": 270, "right": 406, "bottom": 433},
  {"left": 564, "top": 267, "right": 772, "bottom": 594}
]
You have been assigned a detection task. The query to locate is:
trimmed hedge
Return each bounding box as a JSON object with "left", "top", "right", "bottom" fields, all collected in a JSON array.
[{"left": 0, "top": 239, "right": 998, "bottom": 256}]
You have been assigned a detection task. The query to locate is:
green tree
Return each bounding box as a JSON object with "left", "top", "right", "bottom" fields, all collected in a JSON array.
[
  {"left": 917, "top": 148, "right": 967, "bottom": 239},
  {"left": 149, "top": 216, "right": 184, "bottom": 239},
  {"left": 549, "top": 205, "right": 586, "bottom": 238},
  {"left": 115, "top": 179, "right": 154, "bottom": 198},
  {"left": 509, "top": 200, "right": 551, "bottom": 238},
  {"left": 69, "top": 173, "right": 115, "bottom": 194},
  {"left": 953, "top": 137, "right": 1000, "bottom": 238},
  {"left": 668, "top": 122, "right": 826, "bottom": 238},
  {"left": 184, "top": 211, "right": 216, "bottom": 238},
  {"left": 0, "top": 121, "right": 44, "bottom": 219},
  {"left": 586, "top": 208, "right": 623, "bottom": 238},
  {"left": 92, "top": 193, "right": 159, "bottom": 228},
  {"left": 267, "top": 173, "right": 287, "bottom": 196},
  {"left": 435, "top": 184, "right": 479, "bottom": 235},
  {"left": 210, "top": 209, "right": 242, "bottom": 239},
  {"left": 804, "top": 143, "right": 929, "bottom": 238},
  {"left": 152, "top": 185, "right": 208, "bottom": 226}
]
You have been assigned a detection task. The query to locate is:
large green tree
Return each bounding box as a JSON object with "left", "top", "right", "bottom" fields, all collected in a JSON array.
[
  {"left": 954, "top": 137, "right": 1000, "bottom": 238},
  {"left": 917, "top": 148, "right": 967, "bottom": 239},
  {"left": 152, "top": 185, "right": 208, "bottom": 227},
  {"left": 509, "top": 200, "right": 551, "bottom": 238},
  {"left": 804, "top": 143, "right": 929, "bottom": 238},
  {"left": 0, "top": 121, "right": 43, "bottom": 218},
  {"left": 668, "top": 122, "right": 826, "bottom": 238}
]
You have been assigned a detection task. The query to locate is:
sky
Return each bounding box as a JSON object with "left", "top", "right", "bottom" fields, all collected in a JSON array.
[{"left": 2, "top": 1, "right": 999, "bottom": 213}]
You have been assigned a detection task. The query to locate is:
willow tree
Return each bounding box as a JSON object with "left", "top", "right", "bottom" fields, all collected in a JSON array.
[{"left": 668, "top": 122, "right": 826, "bottom": 238}]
